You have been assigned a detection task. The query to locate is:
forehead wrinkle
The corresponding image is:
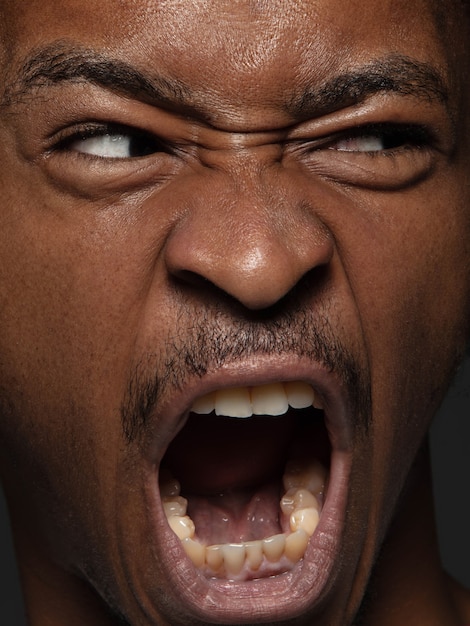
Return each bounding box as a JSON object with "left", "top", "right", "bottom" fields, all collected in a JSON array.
[{"left": 0, "top": 41, "right": 193, "bottom": 110}]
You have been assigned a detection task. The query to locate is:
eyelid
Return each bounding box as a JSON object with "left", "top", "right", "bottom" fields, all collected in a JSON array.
[
  {"left": 50, "top": 121, "right": 171, "bottom": 157},
  {"left": 52, "top": 122, "right": 119, "bottom": 147},
  {"left": 288, "top": 121, "right": 438, "bottom": 191},
  {"left": 317, "top": 123, "right": 434, "bottom": 153}
]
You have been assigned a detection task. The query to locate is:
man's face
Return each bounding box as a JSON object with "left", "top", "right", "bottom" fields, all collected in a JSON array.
[{"left": 0, "top": 0, "right": 469, "bottom": 624}]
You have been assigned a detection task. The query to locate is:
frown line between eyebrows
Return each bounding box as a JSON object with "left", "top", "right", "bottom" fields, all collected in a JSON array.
[{"left": 1, "top": 42, "right": 450, "bottom": 125}]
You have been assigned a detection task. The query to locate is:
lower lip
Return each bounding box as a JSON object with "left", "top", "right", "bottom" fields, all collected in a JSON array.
[{"left": 144, "top": 448, "right": 352, "bottom": 623}]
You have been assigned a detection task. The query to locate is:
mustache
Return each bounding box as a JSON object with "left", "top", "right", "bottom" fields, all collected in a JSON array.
[{"left": 120, "top": 307, "right": 371, "bottom": 445}]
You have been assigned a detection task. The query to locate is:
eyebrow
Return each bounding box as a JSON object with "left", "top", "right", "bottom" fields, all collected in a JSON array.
[
  {"left": 2, "top": 42, "right": 449, "bottom": 121},
  {"left": 2, "top": 42, "right": 193, "bottom": 109},
  {"left": 289, "top": 54, "right": 449, "bottom": 118}
]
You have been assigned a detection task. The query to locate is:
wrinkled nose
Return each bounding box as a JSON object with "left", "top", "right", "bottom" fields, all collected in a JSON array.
[{"left": 164, "top": 169, "right": 334, "bottom": 311}]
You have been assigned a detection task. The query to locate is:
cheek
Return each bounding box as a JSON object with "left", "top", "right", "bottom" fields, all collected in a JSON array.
[
  {"left": 342, "top": 177, "right": 470, "bottom": 515},
  {"left": 345, "top": 175, "right": 470, "bottom": 372},
  {"left": 0, "top": 190, "right": 154, "bottom": 550},
  {"left": 0, "top": 181, "right": 146, "bottom": 396}
]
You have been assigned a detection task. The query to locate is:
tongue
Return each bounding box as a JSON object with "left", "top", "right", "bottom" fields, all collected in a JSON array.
[
  {"left": 163, "top": 412, "right": 298, "bottom": 495},
  {"left": 186, "top": 482, "right": 285, "bottom": 544},
  {"left": 162, "top": 409, "right": 329, "bottom": 548}
]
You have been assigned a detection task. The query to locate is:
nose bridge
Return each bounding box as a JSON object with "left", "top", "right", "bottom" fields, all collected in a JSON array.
[{"left": 163, "top": 152, "right": 333, "bottom": 310}]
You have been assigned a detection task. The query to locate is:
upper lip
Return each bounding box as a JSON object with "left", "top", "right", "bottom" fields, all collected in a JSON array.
[
  {"left": 141, "top": 354, "right": 354, "bottom": 623},
  {"left": 144, "top": 353, "right": 353, "bottom": 462}
]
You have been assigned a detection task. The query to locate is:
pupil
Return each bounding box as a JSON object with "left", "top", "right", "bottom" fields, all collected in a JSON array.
[{"left": 129, "top": 134, "right": 161, "bottom": 157}]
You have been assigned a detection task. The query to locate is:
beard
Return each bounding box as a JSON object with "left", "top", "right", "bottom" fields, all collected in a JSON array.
[{"left": 120, "top": 298, "right": 372, "bottom": 446}]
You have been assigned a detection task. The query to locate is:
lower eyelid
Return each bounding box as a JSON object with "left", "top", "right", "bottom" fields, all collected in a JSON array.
[{"left": 297, "top": 140, "right": 435, "bottom": 190}]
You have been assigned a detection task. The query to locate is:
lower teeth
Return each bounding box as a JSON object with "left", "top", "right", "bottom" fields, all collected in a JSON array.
[{"left": 160, "top": 458, "right": 327, "bottom": 579}]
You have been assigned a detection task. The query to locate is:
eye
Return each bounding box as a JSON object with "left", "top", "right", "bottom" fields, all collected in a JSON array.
[
  {"left": 55, "top": 124, "right": 167, "bottom": 159},
  {"left": 296, "top": 122, "right": 437, "bottom": 190},
  {"left": 328, "top": 124, "right": 430, "bottom": 154}
]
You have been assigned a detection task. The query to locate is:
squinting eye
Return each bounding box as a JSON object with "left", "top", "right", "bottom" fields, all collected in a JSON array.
[
  {"left": 334, "top": 135, "right": 387, "bottom": 152},
  {"left": 60, "top": 126, "right": 165, "bottom": 159},
  {"left": 329, "top": 125, "right": 429, "bottom": 154}
]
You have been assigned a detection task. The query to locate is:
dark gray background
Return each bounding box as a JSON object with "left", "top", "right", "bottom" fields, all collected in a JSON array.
[{"left": 1, "top": 357, "right": 469, "bottom": 625}]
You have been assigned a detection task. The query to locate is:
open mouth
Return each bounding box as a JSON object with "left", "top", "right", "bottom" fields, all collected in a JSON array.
[{"left": 158, "top": 381, "right": 331, "bottom": 581}]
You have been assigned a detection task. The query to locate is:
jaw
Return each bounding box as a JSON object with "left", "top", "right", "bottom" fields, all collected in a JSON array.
[{"left": 138, "top": 359, "right": 356, "bottom": 624}]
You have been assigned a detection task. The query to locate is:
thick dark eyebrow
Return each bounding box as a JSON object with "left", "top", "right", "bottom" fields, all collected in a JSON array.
[
  {"left": 2, "top": 42, "right": 449, "bottom": 121},
  {"left": 2, "top": 42, "right": 192, "bottom": 109},
  {"left": 288, "top": 54, "right": 449, "bottom": 118}
]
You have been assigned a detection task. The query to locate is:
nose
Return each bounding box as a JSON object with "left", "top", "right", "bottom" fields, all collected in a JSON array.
[{"left": 164, "top": 167, "right": 334, "bottom": 311}]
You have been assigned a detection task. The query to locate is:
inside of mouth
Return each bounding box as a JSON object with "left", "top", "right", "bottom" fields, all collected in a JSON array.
[{"left": 159, "top": 382, "right": 330, "bottom": 581}]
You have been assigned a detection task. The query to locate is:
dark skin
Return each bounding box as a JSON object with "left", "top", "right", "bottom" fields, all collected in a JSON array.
[{"left": 0, "top": 0, "right": 470, "bottom": 624}]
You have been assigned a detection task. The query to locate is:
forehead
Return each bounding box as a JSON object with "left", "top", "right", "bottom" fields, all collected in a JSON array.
[{"left": 0, "top": 0, "right": 460, "bottom": 128}]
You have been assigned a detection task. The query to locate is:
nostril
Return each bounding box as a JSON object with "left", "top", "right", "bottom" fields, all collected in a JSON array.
[
  {"left": 171, "top": 264, "right": 331, "bottom": 322},
  {"left": 164, "top": 195, "right": 334, "bottom": 311},
  {"left": 171, "top": 267, "right": 268, "bottom": 313},
  {"left": 171, "top": 268, "right": 250, "bottom": 311},
  {"left": 173, "top": 269, "right": 212, "bottom": 290},
  {"left": 166, "top": 232, "right": 334, "bottom": 311}
]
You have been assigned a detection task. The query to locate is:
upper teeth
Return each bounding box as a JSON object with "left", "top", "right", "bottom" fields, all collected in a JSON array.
[{"left": 191, "top": 381, "right": 323, "bottom": 418}]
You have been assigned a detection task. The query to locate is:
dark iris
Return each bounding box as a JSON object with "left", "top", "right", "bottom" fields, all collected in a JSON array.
[
  {"left": 127, "top": 131, "right": 165, "bottom": 157},
  {"left": 354, "top": 124, "right": 429, "bottom": 151},
  {"left": 56, "top": 123, "right": 169, "bottom": 158}
]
